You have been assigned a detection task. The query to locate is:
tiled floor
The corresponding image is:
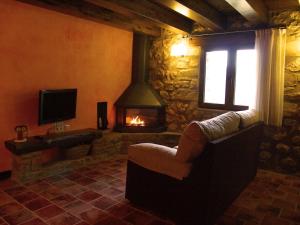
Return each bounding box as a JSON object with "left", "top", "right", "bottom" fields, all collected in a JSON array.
[{"left": 0, "top": 155, "right": 299, "bottom": 225}]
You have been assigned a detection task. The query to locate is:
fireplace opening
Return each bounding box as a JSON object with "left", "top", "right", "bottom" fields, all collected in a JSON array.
[
  {"left": 114, "top": 33, "right": 166, "bottom": 133},
  {"left": 115, "top": 106, "right": 166, "bottom": 133}
]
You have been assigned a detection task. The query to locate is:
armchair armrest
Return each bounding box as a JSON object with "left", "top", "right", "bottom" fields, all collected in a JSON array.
[{"left": 128, "top": 143, "right": 192, "bottom": 180}]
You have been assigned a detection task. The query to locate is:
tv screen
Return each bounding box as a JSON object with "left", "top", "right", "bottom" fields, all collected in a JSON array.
[{"left": 38, "top": 89, "right": 77, "bottom": 125}]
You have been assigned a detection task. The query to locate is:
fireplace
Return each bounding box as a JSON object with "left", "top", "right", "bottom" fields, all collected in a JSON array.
[{"left": 114, "top": 33, "right": 166, "bottom": 133}]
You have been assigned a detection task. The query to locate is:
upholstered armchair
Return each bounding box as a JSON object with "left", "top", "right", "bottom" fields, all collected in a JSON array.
[{"left": 125, "top": 111, "right": 263, "bottom": 225}]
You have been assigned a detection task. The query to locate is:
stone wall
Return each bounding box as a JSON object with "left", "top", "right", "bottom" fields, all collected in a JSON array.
[
  {"left": 149, "top": 11, "right": 300, "bottom": 174},
  {"left": 149, "top": 32, "right": 225, "bottom": 132}
]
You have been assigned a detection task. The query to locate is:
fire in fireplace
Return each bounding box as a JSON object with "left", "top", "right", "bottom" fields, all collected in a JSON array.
[
  {"left": 115, "top": 106, "right": 166, "bottom": 132},
  {"left": 114, "top": 33, "right": 166, "bottom": 133},
  {"left": 128, "top": 115, "right": 145, "bottom": 126}
]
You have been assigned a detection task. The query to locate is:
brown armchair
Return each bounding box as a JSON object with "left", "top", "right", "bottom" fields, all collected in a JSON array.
[{"left": 125, "top": 111, "right": 263, "bottom": 225}]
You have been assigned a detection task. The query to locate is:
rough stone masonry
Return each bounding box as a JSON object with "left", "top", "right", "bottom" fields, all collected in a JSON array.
[{"left": 149, "top": 11, "right": 300, "bottom": 175}]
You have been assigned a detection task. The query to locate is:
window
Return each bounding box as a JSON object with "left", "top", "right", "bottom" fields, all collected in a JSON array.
[
  {"left": 234, "top": 49, "right": 257, "bottom": 107},
  {"left": 198, "top": 32, "right": 256, "bottom": 110},
  {"left": 203, "top": 50, "right": 228, "bottom": 104}
]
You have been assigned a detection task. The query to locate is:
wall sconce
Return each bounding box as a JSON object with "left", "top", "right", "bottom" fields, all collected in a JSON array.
[
  {"left": 170, "top": 36, "right": 189, "bottom": 57},
  {"left": 286, "top": 39, "right": 300, "bottom": 56},
  {"left": 297, "top": 40, "right": 300, "bottom": 56}
]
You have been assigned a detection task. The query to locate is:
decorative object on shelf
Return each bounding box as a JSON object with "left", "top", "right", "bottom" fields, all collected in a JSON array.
[
  {"left": 97, "top": 102, "right": 108, "bottom": 130},
  {"left": 47, "top": 122, "right": 70, "bottom": 135},
  {"left": 14, "top": 125, "right": 28, "bottom": 143}
]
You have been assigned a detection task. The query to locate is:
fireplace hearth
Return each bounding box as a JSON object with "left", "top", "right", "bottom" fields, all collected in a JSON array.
[{"left": 114, "top": 33, "right": 166, "bottom": 133}]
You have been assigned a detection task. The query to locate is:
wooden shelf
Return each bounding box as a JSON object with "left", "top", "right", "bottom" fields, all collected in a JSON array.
[{"left": 5, "top": 128, "right": 102, "bottom": 155}]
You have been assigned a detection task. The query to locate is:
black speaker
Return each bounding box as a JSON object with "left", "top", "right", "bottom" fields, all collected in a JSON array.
[{"left": 97, "top": 102, "right": 108, "bottom": 129}]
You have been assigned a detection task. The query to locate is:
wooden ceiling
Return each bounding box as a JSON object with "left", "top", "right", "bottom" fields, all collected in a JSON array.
[
  {"left": 18, "top": 0, "right": 300, "bottom": 36},
  {"left": 264, "top": 0, "right": 300, "bottom": 10}
]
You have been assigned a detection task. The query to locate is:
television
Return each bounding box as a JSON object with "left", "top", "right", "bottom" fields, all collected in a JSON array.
[{"left": 38, "top": 89, "right": 77, "bottom": 125}]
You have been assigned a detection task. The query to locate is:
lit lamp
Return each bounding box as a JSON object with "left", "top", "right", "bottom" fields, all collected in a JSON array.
[
  {"left": 286, "top": 39, "right": 300, "bottom": 56},
  {"left": 297, "top": 40, "right": 300, "bottom": 56},
  {"left": 171, "top": 36, "right": 189, "bottom": 57}
]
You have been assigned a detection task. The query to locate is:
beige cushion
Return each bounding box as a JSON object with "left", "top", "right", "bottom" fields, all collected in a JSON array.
[
  {"left": 198, "top": 111, "right": 240, "bottom": 141},
  {"left": 176, "top": 121, "right": 207, "bottom": 163},
  {"left": 236, "top": 109, "right": 259, "bottom": 128},
  {"left": 128, "top": 143, "right": 192, "bottom": 180}
]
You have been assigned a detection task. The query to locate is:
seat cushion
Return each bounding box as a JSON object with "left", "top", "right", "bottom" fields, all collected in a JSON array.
[
  {"left": 128, "top": 143, "right": 192, "bottom": 180},
  {"left": 176, "top": 121, "right": 207, "bottom": 163},
  {"left": 236, "top": 109, "right": 259, "bottom": 128}
]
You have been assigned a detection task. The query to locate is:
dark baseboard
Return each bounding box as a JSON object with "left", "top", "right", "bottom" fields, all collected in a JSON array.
[{"left": 0, "top": 171, "right": 11, "bottom": 180}]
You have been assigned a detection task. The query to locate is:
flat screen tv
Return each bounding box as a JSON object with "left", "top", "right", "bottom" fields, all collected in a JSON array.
[{"left": 38, "top": 89, "right": 77, "bottom": 125}]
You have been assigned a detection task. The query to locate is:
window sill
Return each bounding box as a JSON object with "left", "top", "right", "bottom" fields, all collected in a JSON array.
[{"left": 198, "top": 103, "right": 248, "bottom": 111}]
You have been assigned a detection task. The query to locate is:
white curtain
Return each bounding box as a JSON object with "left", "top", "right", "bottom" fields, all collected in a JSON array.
[{"left": 253, "top": 28, "right": 286, "bottom": 126}]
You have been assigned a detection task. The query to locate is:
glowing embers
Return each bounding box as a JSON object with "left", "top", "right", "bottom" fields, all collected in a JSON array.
[{"left": 127, "top": 116, "right": 145, "bottom": 126}]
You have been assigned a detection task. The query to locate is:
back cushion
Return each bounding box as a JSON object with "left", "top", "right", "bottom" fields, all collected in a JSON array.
[
  {"left": 236, "top": 109, "right": 259, "bottom": 128},
  {"left": 176, "top": 121, "right": 207, "bottom": 163},
  {"left": 176, "top": 112, "right": 240, "bottom": 163},
  {"left": 199, "top": 111, "right": 240, "bottom": 141}
]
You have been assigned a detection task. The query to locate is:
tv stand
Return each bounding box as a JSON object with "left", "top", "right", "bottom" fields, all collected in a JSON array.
[{"left": 5, "top": 128, "right": 102, "bottom": 155}]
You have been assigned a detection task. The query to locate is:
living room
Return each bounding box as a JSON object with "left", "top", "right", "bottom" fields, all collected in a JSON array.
[{"left": 0, "top": 0, "right": 300, "bottom": 225}]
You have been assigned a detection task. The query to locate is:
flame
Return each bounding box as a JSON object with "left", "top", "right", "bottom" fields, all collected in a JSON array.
[{"left": 129, "top": 116, "right": 145, "bottom": 126}]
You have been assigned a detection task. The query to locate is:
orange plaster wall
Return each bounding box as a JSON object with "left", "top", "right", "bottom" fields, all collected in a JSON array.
[{"left": 0, "top": 0, "right": 133, "bottom": 171}]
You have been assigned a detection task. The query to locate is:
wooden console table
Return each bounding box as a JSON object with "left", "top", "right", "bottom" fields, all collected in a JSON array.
[{"left": 5, "top": 128, "right": 102, "bottom": 155}]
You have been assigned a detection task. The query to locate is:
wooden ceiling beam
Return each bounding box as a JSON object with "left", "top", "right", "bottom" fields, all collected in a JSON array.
[
  {"left": 86, "top": 0, "right": 193, "bottom": 33},
  {"left": 224, "top": 0, "right": 268, "bottom": 24},
  {"left": 17, "top": 0, "right": 161, "bottom": 36},
  {"left": 152, "top": 0, "right": 225, "bottom": 31},
  {"left": 90, "top": 0, "right": 194, "bottom": 34}
]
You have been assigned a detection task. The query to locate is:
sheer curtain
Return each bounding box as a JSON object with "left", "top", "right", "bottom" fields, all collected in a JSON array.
[{"left": 252, "top": 28, "right": 286, "bottom": 126}]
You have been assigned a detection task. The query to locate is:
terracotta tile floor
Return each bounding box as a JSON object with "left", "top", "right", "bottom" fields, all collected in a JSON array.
[{"left": 0, "top": 154, "right": 299, "bottom": 225}]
